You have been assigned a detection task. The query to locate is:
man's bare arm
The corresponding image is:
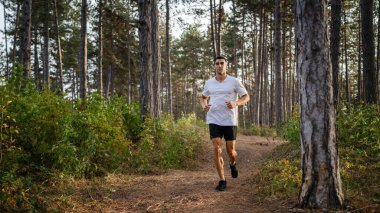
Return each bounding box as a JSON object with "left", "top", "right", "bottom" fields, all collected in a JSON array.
[
  {"left": 200, "top": 95, "right": 211, "bottom": 112},
  {"left": 226, "top": 94, "right": 250, "bottom": 109}
]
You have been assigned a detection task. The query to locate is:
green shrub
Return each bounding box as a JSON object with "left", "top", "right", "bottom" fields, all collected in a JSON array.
[
  {"left": 132, "top": 113, "right": 207, "bottom": 173},
  {"left": 276, "top": 105, "right": 300, "bottom": 145}
]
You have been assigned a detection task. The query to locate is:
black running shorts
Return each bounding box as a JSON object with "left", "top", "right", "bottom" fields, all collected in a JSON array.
[{"left": 209, "top": 124, "right": 237, "bottom": 141}]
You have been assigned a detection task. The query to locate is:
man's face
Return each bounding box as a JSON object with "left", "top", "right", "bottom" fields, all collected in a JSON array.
[{"left": 215, "top": 59, "right": 227, "bottom": 75}]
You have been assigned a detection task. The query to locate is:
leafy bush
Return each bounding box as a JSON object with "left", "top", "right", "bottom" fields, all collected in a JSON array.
[
  {"left": 132, "top": 113, "right": 207, "bottom": 173},
  {"left": 276, "top": 105, "right": 300, "bottom": 145}
]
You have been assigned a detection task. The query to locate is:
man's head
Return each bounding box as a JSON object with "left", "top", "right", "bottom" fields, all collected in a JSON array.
[{"left": 214, "top": 56, "right": 227, "bottom": 76}]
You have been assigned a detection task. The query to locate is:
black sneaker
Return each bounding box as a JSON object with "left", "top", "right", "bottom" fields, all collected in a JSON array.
[
  {"left": 215, "top": 180, "right": 227, "bottom": 191},
  {"left": 230, "top": 164, "right": 238, "bottom": 178}
]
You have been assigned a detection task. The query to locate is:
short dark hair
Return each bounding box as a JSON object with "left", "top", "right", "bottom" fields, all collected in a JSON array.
[{"left": 214, "top": 56, "right": 227, "bottom": 62}]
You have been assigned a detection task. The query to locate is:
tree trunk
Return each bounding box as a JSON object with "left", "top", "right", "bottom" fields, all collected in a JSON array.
[
  {"left": 53, "top": 0, "right": 63, "bottom": 94},
  {"left": 138, "top": 0, "right": 154, "bottom": 119},
  {"left": 98, "top": 0, "right": 103, "bottom": 96},
  {"left": 18, "top": 0, "right": 33, "bottom": 80},
  {"left": 151, "top": 0, "right": 161, "bottom": 118},
  {"left": 216, "top": 0, "right": 223, "bottom": 56},
  {"left": 232, "top": 0, "right": 238, "bottom": 77},
  {"left": 254, "top": 0, "right": 264, "bottom": 125},
  {"left": 274, "top": 0, "right": 282, "bottom": 123},
  {"left": 209, "top": 0, "right": 216, "bottom": 59},
  {"left": 358, "top": 9, "right": 362, "bottom": 101},
  {"left": 165, "top": 0, "right": 172, "bottom": 114},
  {"left": 79, "top": 0, "right": 88, "bottom": 99},
  {"left": 43, "top": 2, "right": 50, "bottom": 89},
  {"left": 33, "top": 29, "right": 39, "bottom": 89},
  {"left": 361, "top": 0, "right": 378, "bottom": 104},
  {"left": 296, "top": 0, "right": 344, "bottom": 209},
  {"left": 330, "top": 0, "right": 341, "bottom": 107},
  {"left": 378, "top": 0, "right": 380, "bottom": 105},
  {"left": 11, "top": 2, "right": 20, "bottom": 66},
  {"left": 3, "top": 1, "right": 9, "bottom": 78},
  {"left": 343, "top": 8, "right": 350, "bottom": 103}
]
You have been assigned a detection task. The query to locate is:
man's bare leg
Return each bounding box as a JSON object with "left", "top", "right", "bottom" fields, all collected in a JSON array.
[
  {"left": 226, "top": 140, "right": 237, "bottom": 165},
  {"left": 212, "top": 137, "right": 225, "bottom": 180},
  {"left": 226, "top": 140, "right": 238, "bottom": 178}
]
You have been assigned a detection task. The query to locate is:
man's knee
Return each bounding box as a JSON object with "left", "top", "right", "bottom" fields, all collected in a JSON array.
[{"left": 212, "top": 138, "right": 222, "bottom": 155}]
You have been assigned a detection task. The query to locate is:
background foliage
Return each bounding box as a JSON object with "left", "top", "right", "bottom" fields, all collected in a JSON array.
[{"left": 0, "top": 67, "right": 207, "bottom": 211}]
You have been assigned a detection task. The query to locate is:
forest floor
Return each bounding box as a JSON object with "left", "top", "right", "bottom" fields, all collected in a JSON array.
[{"left": 47, "top": 135, "right": 309, "bottom": 212}]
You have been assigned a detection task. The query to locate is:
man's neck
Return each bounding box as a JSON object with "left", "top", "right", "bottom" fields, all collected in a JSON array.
[{"left": 216, "top": 73, "right": 227, "bottom": 82}]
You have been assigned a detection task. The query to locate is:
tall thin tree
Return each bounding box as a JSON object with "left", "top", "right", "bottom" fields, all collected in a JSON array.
[
  {"left": 98, "top": 0, "right": 103, "bottom": 96},
  {"left": 360, "top": 0, "right": 378, "bottom": 104},
  {"left": 79, "top": 0, "right": 88, "bottom": 99},
  {"left": 330, "top": 0, "right": 342, "bottom": 106},
  {"left": 3, "top": 1, "right": 9, "bottom": 78},
  {"left": 18, "top": 0, "right": 33, "bottom": 80},
  {"left": 54, "top": 0, "right": 64, "bottom": 94},
  {"left": 165, "top": 0, "right": 172, "bottom": 114},
  {"left": 274, "top": 0, "right": 282, "bottom": 123}
]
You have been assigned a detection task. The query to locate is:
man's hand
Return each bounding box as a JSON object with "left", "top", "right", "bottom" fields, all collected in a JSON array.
[
  {"left": 203, "top": 104, "right": 211, "bottom": 112},
  {"left": 226, "top": 101, "right": 237, "bottom": 109}
]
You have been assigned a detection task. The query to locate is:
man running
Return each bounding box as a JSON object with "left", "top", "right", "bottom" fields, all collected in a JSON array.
[{"left": 200, "top": 56, "right": 250, "bottom": 191}]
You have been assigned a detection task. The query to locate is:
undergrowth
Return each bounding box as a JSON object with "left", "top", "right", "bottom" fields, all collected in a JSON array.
[
  {"left": 253, "top": 104, "right": 380, "bottom": 210},
  {"left": 0, "top": 66, "right": 208, "bottom": 212}
]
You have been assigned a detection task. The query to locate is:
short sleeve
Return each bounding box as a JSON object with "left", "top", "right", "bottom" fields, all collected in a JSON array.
[
  {"left": 236, "top": 79, "right": 248, "bottom": 97},
  {"left": 202, "top": 82, "right": 210, "bottom": 97}
]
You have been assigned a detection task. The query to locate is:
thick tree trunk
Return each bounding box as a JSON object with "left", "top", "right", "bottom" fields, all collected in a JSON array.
[
  {"left": 274, "top": 0, "right": 282, "bottom": 123},
  {"left": 18, "top": 0, "right": 32, "bottom": 79},
  {"left": 360, "top": 0, "right": 378, "bottom": 104},
  {"left": 79, "top": 0, "right": 88, "bottom": 99},
  {"left": 53, "top": 0, "right": 63, "bottom": 94},
  {"left": 330, "top": 0, "right": 341, "bottom": 107},
  {"left": 165, "top": 0, "right": 172, "bottom": 114},
  {"left": 296, "top": 0, "right": 344, "bottom": 209}
]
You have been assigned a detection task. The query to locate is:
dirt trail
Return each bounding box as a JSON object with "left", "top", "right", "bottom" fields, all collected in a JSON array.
[{"left": 67, "top": 135, "right": 292, "bottom": 212}]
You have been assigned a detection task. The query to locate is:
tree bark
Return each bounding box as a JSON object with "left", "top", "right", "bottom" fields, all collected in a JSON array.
[
  {"left": 98, "top": 0, "right": 103, "bottom": 96},
  {"left": 79, "top": 0, "right": 88, "bottom": 99},
  {"left": 330, "top": 0, "right": 341, "bottom": 107},
  {"left": 18, "top": 0, "right": 33, "bottom": 80},
  {"left": 3, "top": 1, "right": 9, "bottom": 78},
  {"left": 53, "top": 0, "right": 63, "bottom": 94},
  {"left": 360, "top": 0, "right": 378, "bottom": 104},
  {"left": 43, "top": 2, "right": 50, "bottom": 89},
  {"left": 296, "top": 0, "right": 344, "bottom": 209},
  {"left": 209, "top": 0, "right": 216, "bottom": 59},
  {"left": 165, "top": 0, "right": 172, "bottom": 114},
  {"left": 216, "top": 0, "right": 223, "bottom": 56},
  {"left": 138, "top": 0, "right": 154, "bottom": 119},
  {"left": 151, "top": 0, "right": 161, "bottom": 118},
  {"left": 274, "top": 0, "right": 282, "bottom": 123},
  {"left": 11, "top": 2, "right": 20, "bottom": 67}
]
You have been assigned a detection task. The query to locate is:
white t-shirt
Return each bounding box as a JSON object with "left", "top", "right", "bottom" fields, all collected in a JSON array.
[{"left": 202, "top": 75, "right": 248, "bottom": 126}]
